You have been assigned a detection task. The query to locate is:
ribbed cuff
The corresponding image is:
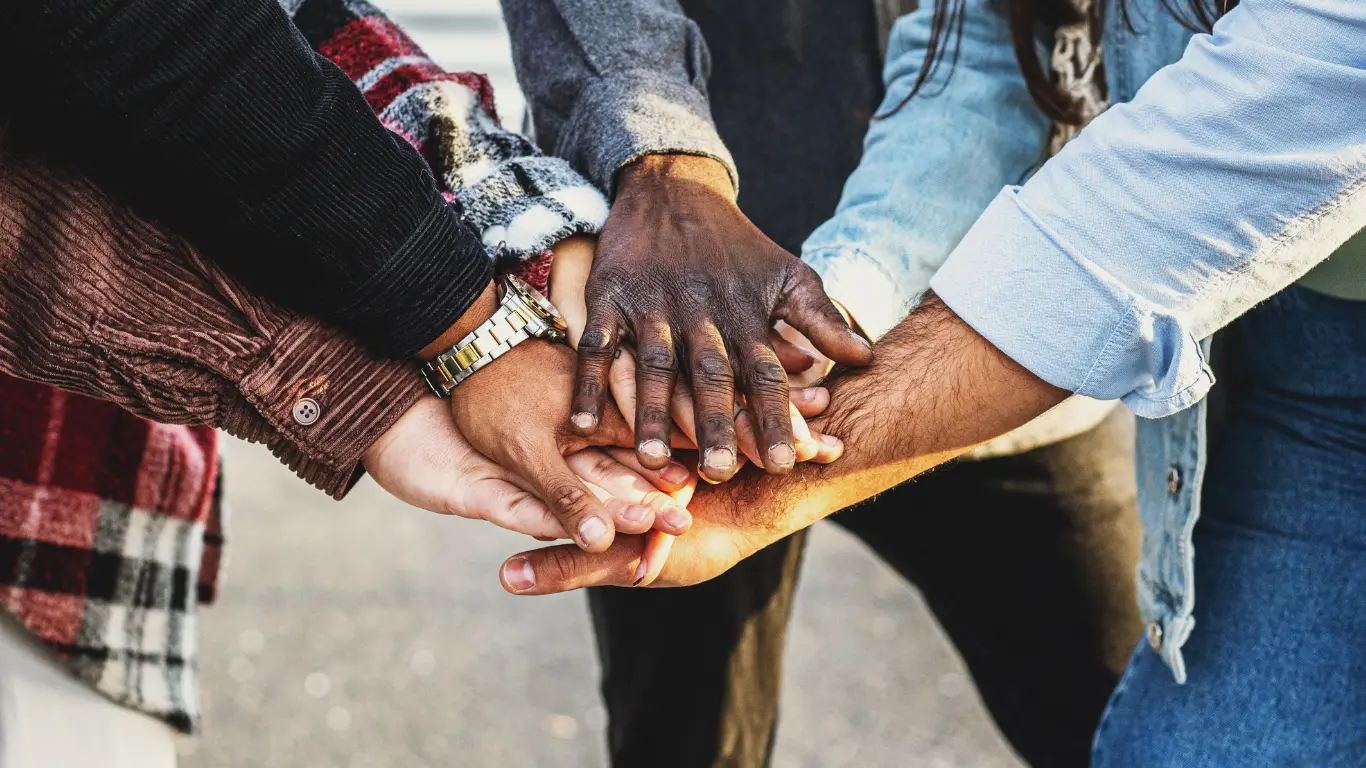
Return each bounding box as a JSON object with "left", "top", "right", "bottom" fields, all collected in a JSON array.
[
  {"left": 238, "top": 316, "right": 427, "bottom": 499},
  {"left": 460, "top": 156, "right": 609, "bottom": 258},
  {"left": 337, "top": 201, "right": 495, "bottom": 358},
  {"left": 558, "top": 73, "right": 738, "bottom": 196}
]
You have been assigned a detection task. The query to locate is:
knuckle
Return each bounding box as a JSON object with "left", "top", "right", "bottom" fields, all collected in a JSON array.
[
  {"left": 637, "top": 404, "right": 671, "bottom": 430},
  {"left": 792, "top": 260, "right": 823, "bottom": 288},
  {"left": 550, "top": 482, "right": 591, "bottom": 516},
  {"left": 636, "top": 345, "right": 678, "bottom": 376},
  {"left": 746, "top": 360, "right": 787, "bottom": 391},
  {"left": 575, "top": 376, "right": 605, "bottom": 402},
  {"left": 585, "top": 452, "right": 620, "bottom": 481},
  {"left": 698, "top": 412, "right": 737, "bottom": 441},
  {"left": 691, "top": 353, "right": 734, "bottom": 387},
  {"left": 590, "top": 266, "right": 635, "bottom": 294},
  {"left": 610, "top": 362, "right": 636, "bottom": 388},
  {"left": 759, "top": 410, "right": 791, "bottom": 435},
  {"left": 578, "top": 329, "right": 617, "bottom": 358},
  {"left": 544, "top": 547, "right": 581, "bottom": 584},
  {"left": 508, "top": 431, "right": 543, "bottom": 461},
  {"left": 679, "top": 276, "right": 715, "bottom": 308}
]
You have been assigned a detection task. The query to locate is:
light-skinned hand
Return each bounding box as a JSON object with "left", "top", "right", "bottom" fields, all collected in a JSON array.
[{"left": 363, "top": 396, "right": 695, "bottom": 540}]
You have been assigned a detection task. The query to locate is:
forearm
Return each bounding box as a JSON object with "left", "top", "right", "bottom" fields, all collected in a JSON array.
[
  {"left": 932, "top": 0, "right": 1366, "bottom": 418},
  {"left": 499, "top": 0, "right": 736, "bottom": 193},
  {"left": 716, "top": 296, "right": 1068, "bottom": 531},
  {"left": 2, "top": 0, "right": 489, "bottom": 357},
  {"left": 0, "top": 146, "right": 422, "bottom": 498}
]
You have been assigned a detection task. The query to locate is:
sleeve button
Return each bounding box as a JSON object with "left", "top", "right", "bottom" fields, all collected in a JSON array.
[{"left": 292, "top": 397, "right": 321, "bottom": 426}]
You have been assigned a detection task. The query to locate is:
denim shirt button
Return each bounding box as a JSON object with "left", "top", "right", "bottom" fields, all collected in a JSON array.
[
  {"left": 1166, "top": 466, "right": 1182, "bottom": 497},
  {"left": 1147, "top": 622, "right": 1163, "bottom": 652}
]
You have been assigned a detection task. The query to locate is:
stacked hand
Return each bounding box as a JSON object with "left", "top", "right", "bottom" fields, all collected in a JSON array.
[
  {"left": 366, "top": 155, "right": 872, "bottom": 586},
  {"left": 567, "top": 155, "right": 872, "bottom": 482},
  {"left": 364, "top": 395, "right": 696, "bottom": 542}
]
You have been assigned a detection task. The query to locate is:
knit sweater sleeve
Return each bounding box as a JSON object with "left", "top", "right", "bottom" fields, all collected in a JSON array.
[
  {"left": 284, "top": 0, "right": 608, "bottom": 269},
  {"left": 0, "top": 0, "right": 491, "bottom": 359}
]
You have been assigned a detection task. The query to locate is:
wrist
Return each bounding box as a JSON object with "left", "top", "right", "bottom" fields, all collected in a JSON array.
[
  {"left": 418, "top": 281, "right": 499, "bottom": 361},
  {"left": 549, "top": 236, "right": 595, "bottom": 348},
  {"left": 616, "top": 154, "right": 737, "bottom": 203}
]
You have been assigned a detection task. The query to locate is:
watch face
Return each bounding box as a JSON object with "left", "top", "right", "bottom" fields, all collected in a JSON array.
[
  {"left": 506, "top": 275, "right": 563, "bottom": 320},
  {"left": 505, "top": 275, "right": 568, "bottom": 340}
]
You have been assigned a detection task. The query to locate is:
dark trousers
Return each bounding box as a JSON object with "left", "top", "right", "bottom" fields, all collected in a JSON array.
[{"left": 589, "top": 409, "right": 1143, "bottom": 768}]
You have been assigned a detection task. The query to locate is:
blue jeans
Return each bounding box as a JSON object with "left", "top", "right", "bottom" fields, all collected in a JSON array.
[{"left": 1092, "top": 286, "right": 1366, "bottom": 766}]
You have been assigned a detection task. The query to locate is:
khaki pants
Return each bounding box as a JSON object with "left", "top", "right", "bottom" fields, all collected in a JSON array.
[{"left": 0, "top": 612, "right": 177, "bottom": 768}]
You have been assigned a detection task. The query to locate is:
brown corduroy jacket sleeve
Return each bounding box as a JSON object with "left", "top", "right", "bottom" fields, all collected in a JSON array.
[{"left": 0, "top": 146, "right": 425, "bottom": 498}]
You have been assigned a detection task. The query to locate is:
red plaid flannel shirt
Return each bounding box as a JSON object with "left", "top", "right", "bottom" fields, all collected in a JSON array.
[{"left": 0, "top": 376, "right": 222, "bottom": 732}]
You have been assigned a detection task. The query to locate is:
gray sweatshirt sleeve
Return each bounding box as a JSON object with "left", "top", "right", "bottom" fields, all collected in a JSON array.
[{"left": 499, "top": 0, "right": 738, "bottom": 194}]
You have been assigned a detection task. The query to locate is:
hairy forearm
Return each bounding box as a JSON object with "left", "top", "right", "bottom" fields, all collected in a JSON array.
[{"left": 716, "top": 295, "right": 1069, "bottom": 532}]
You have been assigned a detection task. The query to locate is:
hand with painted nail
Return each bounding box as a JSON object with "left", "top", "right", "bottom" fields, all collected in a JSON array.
[
  {"left": 447, "top": 339, "right": 693, "bottom": 552},
  {"left": 497, "top": 440, "right": 843, "bottom": 594},
  {"left": 498, "top": 295, "right": 1071, "bottom": 595},
  {"left": 564, "top": 155, "right": 873, "bottom": 484},
  {"left": 365, "top": 396, "right": 695, "bottom": 540}
]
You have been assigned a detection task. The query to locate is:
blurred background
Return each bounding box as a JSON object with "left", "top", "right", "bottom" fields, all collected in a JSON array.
[{"left": 181, "top": 2, "right": 1026, "bottom": 766}]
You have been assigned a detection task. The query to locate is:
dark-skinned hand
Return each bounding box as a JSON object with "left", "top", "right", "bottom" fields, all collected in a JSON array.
[{"left": 569, "top": 154, "right": 873, "bottom": 484}]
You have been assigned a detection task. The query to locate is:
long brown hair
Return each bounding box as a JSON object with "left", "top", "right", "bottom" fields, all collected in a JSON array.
[{"left": 884, "top": 0, "right": 1236, "bottom": 125}]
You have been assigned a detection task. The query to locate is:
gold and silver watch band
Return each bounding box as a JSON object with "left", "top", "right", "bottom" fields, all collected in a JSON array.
[{"left": 420, "top": 276, "right": 566, "bottom": 397}]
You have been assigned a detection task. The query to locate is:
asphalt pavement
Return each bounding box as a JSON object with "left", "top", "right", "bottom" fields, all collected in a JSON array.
[{"left": 180, "top": 437, "right": 1022, "bottom": 768}]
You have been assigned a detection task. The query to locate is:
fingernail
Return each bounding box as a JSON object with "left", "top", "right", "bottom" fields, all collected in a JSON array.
[
  {"left": 792, "top": 388, "right": 815, "bottom": 404},
  {"left": 622, "top": 504, "right": 651, "bottom": 523},
  {"left": 767, "top": 443, "right": 796, "bottom": 468},
  {"left": 850, "top": 328, "right": 872, "bottom": 348},
  {"left": 572, "top": 412, "right": 597, "bottom": 430},
  {"left": 821, "top": 434, "right": 842, "bottom": 447},
  {"left": 638, "top": 439, "right": 670, "bottom": 460},
  {"left": 632, "top": 559, "right": 648, "bottom": 586},
  {"left": 662, "top": 505, "right": 691, "bottom": 530},
  {"left": 578, "top": 516, "right": 609, "bottom": 547},
  {"left": 703, "top": 447, "right": 736, "bottom": 473},
  {"left": 503, "top": 558, "right": 535, "bottom": 592},
  {"left": 662, "top": 461, "right": 691, "bottom": 486}
]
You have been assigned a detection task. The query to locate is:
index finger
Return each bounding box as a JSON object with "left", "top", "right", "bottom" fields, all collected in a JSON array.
[
  {"left": 777, "top": 265, "right": 873, "bottom": 367},
  {"left": 570, "top": 306, "right": 622, "bottom": 435}
]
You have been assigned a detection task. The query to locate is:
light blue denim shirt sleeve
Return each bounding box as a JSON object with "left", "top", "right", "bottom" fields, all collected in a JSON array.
[
  {"left": 931, "top": 0, "right": 1366, "bottom": 418},
  {"left": 800, "top": 3, "right": 1050, "bottom": 340}
]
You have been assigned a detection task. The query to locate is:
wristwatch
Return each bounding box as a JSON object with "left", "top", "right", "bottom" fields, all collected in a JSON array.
[{"left": 420, "top": 275, "right": 568, "bottom": 397}]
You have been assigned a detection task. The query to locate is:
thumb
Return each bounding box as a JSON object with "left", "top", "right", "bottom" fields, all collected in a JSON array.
[
  {"left": 500, "top": 537, "right": 645, "bottom": 595},
  {"left": 520, "top": 442, "right": 619, "bottom": 552},
  {"left": 779, "top": 266, "right": 873, "bottom": 367}
]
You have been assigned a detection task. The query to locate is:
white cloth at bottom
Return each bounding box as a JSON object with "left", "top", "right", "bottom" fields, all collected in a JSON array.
[{"left": 0, "top": 611, "right": 177, "bottom": 768}]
